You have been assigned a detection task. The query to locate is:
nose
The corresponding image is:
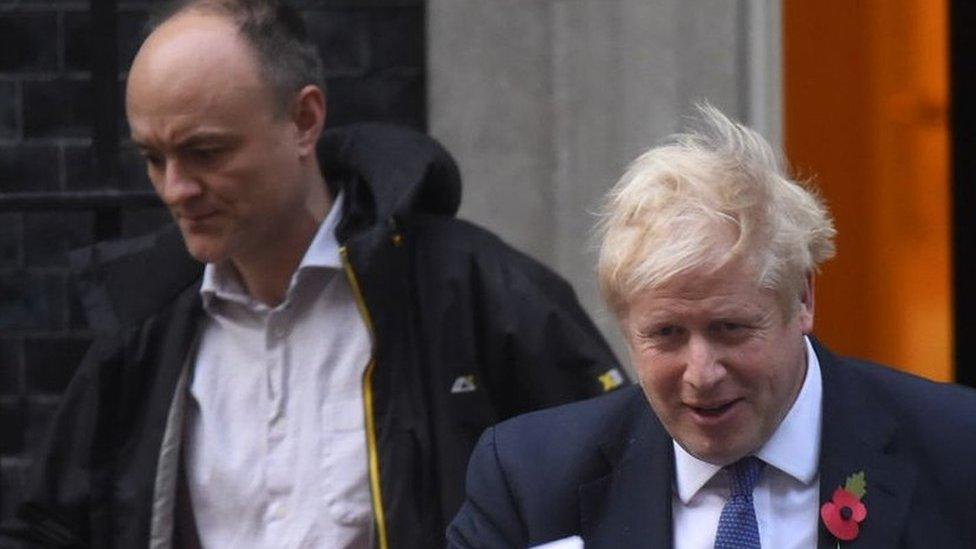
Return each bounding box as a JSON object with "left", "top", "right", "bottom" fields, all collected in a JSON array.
[
  {"left": 156, "top": 159, "right": 202, "bottom": 205},
  {"left": 682, "top": 334, "right": 726, "bottom": 390}
]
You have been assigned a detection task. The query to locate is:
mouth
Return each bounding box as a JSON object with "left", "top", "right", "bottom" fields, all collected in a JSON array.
[
  {"left": 180, "top": 210, "right": 219, "bottom": 223},
  {"left": 176, "top": 211, "right": 221, "bottom": 233},
  {"left": 685, "top": 398, "right": 743, "bottom": 421}
]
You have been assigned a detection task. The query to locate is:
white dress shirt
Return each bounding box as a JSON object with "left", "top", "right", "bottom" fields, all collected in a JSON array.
[
  {"left": 184, "top": 192, "right": 374, "bottom": 548},
  {"left": 672, "top": 337, "right": 822, "bottom": 549}
]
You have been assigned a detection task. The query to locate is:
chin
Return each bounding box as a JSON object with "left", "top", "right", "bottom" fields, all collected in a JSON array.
[
  {"left": 181, "top": 235, "right": 230, "bottom": 264},
  {"left": 682, "top": 435, "right": 757, "bottom": 466}
]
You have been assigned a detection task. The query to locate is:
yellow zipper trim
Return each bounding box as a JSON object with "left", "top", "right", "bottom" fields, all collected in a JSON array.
[{"left": 340, "top": 246, "right": 389, "bottom": 549}]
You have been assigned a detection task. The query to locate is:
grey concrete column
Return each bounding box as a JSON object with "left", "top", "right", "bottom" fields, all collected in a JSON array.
[
  {"left": 428, "top": 0, "right": 782, "bottom": 363},
  {"left": 427, "top": 1, "right": 557, "bottom": 263}
]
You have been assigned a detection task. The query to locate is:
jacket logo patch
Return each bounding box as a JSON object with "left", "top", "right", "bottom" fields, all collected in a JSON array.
[
  {"left": 451, "top": 374, "right": 477, "bottom": 394},
  {"left": 598, "top": 368, "right": 625, "bottom": 392}
]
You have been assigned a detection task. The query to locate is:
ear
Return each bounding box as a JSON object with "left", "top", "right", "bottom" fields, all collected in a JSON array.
[
  {"left": 290, "top": 84, "right": 326, "bottom": 158},
  {"left": 797, "top": 272, "right": 815, "bottom": 334}
]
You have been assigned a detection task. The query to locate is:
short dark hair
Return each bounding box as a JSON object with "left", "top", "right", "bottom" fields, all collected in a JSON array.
[{"left": 147, "top": 0, "right": 325, "bottom": 112}]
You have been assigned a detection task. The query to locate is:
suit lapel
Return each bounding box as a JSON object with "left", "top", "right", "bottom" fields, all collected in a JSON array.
[
  {"left": 574, "top": 343, "right": 918, "bottom": 548},
  {"left": 816, "top": 342, "right": 916, "bottom": 548},
  {"left": 579, "top": 393, "right": 674, "bottom": 548}
]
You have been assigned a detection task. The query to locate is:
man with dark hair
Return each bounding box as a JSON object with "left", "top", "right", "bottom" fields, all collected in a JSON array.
[
  {"left": 146, "top": 0, "right": 326, "bottom": 109},
  {"left": 2, "top": 1, "right": 625, "bottom": 547}
]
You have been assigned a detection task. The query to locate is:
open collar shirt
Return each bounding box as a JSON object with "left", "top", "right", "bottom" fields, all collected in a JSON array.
[
  {"left": 184, "top": 192, "right": 374, "bottom": 548},
  {"left": 672, "top": 336, "right": 823, "bottom": 549}
]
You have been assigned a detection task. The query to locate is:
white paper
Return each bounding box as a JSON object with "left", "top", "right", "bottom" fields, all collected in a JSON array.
[{"left": 529, "top": 535, "right": 584, "bottom": 549}]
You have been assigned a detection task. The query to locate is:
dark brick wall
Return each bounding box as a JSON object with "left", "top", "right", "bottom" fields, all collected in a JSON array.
[{"left": 0, "top": 0, "right": 425, "bottom": 523}]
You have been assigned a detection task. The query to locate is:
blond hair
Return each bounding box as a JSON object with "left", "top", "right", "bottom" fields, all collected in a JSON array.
[{"left": 597, "top": 104, "right": 836, "bottom": 314}]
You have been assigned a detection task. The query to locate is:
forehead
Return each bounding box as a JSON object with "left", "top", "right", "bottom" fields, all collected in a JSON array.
[
  {"left": 125, "top": 12, "right": 276, "bottom": 141},
  {"left": 627, "top": 262, "right": 774, "bottom": 321}
]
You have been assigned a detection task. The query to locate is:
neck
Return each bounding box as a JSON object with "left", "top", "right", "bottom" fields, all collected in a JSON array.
[{"left": 233, "top": 170, "right": 331, "bottom": 306}]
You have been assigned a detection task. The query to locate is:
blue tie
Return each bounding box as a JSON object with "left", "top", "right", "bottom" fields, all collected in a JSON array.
[{"left": 714, "top": 456, "right": 764, "bottom": 549}]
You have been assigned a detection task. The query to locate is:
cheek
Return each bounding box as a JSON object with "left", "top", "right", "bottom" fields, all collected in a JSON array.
[
  {"left": 742, "top": 348, "right": 802, "bottom": 407},
  {"left": 633, "top": 353, "right": 680, "bottom": 401},
  {"left": 724, "top": 335, "right": 778, "bottom": 375},
  {"left": 199, "top": 176, "right": 244, "bottom": 211},
  {"left": 773, "top": 348, "right": 807, "bottom": 396},
  {"left": 144, "top": 168, "right": 173, "bottom": 201},
  {"left": 206, "top": 163, "right": 273, "bottom": 208},
  {"left": 241, "top": 157, "right": 303, "bottom": 206}
]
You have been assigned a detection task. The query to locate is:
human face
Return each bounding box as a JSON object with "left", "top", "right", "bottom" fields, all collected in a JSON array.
[
  {"left": 620, "top": 261, "right": 814, "bottom": 465},
  {"left": 126, "top": 12, "right": 315, "bottom": 264}
]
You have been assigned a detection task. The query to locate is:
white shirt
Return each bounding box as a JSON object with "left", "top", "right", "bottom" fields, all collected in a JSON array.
[
  {"left": 672, "top": 337, "right": 822, "bottom": 549},
  {"left": 184, "top": 192, "right": 375, "bottom": 548}
]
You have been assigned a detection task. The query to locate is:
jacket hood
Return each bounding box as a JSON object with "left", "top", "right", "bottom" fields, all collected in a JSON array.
[
  {"left": 71, "top": 123, "right": 462, "bottom": 332},
  {"left": 318, "top": 123, "right": 462, "bottom": 241}
]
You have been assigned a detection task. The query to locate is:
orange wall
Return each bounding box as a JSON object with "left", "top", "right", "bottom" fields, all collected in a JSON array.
[{"left": 784, "top": 0, "right": 952, "bottom": 380}]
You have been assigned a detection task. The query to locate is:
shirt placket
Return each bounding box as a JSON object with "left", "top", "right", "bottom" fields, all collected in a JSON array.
[{"left": 264, "top": 308, "right": 291, "bottom": 524}]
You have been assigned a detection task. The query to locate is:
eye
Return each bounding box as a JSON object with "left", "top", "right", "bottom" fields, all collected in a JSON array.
[
  {"left": 139, "top": 150, "right": 164, "bottom": 170},
  {"left": 638, "top": 324, "right": 683, "bottom": 341},
  {"left": 635, "top": 324, "right": 687, "bottom": 353},
  {"left": 190, "top": 147, "right": 223, "bottom": 162},
  {"left": 710, "top": 321, "right": 752, "bottom": 342}
]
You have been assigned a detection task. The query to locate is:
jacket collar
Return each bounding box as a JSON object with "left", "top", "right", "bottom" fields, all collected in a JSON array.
[
  {"left": 70, "top": 224, "right": 203, "bottom": 334},
  {"left": 814, "top": 339, "right": 916, "bottom": 548},
  {"left": 578, "top": 389, "right": 674, "bottom": 548}
]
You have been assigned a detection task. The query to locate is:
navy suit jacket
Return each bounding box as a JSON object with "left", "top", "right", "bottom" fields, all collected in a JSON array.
[{"left": 447, "top": 342, "right": 976, "bottom": 548}]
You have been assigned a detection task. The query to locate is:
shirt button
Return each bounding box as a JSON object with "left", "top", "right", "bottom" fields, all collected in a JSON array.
[
  {"left": 269, "top": 417, "right": 286, "bottom": 439},
  {"left": 270, "top": 503, "right": 287, "bottom": 520}
]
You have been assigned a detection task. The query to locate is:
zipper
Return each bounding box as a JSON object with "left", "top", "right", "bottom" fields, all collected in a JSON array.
[{"left": 339, "top": 246, "right": 389, "bottom": 549}]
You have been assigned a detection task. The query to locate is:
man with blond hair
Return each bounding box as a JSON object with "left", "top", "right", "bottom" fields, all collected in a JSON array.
[{"left": 448, "top": 106, "right": 976, "bottom": 548}]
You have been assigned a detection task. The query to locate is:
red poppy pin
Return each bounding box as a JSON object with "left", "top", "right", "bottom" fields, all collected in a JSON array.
[{"left": 820, "top": 471, "right": 868, "bottom": 545}]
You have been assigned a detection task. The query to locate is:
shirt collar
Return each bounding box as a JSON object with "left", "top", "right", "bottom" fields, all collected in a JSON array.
[
  {"left": 672, "top": 336, "right": 823, "bottom": 503},
  {"left": 296, "top": 190, "right": 344, "bottom": 270},
  {"left": 200, "top": 191, "right": 344, "bottom": 308}
]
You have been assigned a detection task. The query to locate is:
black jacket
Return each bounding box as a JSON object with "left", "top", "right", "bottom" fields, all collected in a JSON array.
[{"left": 6, "top": 124, "right": 625, "bottom": 548}]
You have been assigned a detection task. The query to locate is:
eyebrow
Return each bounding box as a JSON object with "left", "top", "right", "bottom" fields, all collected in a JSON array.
[
  {"left": 638, "top": 304, "right": 765, "bottom": 324},
  {"left": 130, "top": 131, "right": 238, "bottom": 150},
  {"left": 178, "top": 132, "right": 238, "bottom": 148}
]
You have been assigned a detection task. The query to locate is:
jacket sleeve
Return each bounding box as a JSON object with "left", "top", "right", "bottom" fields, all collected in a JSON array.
[
  {"left": 2, "top": 335, "right": 121, "bottom": 548},
  {"left": 446, "top": 427, "right": 527, "bottom": 548},
  {"left": 478, "top": 251, "right": 629, "bottom": 419}
]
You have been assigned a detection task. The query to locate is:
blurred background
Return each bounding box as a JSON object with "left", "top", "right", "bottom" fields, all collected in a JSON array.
[
  {"left": 0, "top": 0, "right": 972, "bottom": 522},
  {"left": 429, "top": 0, "right": 966, "bottom": 390}
]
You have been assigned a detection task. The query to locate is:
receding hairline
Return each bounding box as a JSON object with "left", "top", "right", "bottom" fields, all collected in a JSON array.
[
  {"left": 145, "top": 0, "right": 326, "bottom": 103},
  {"left": 136, "top": 8, "right": 261, "bottom": 74},
  {"left": 128, "top": 10, "right": 279, "bottom": 110},
  {"left": 146, "top": 0, "right": 242, "bottom": 35}
]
